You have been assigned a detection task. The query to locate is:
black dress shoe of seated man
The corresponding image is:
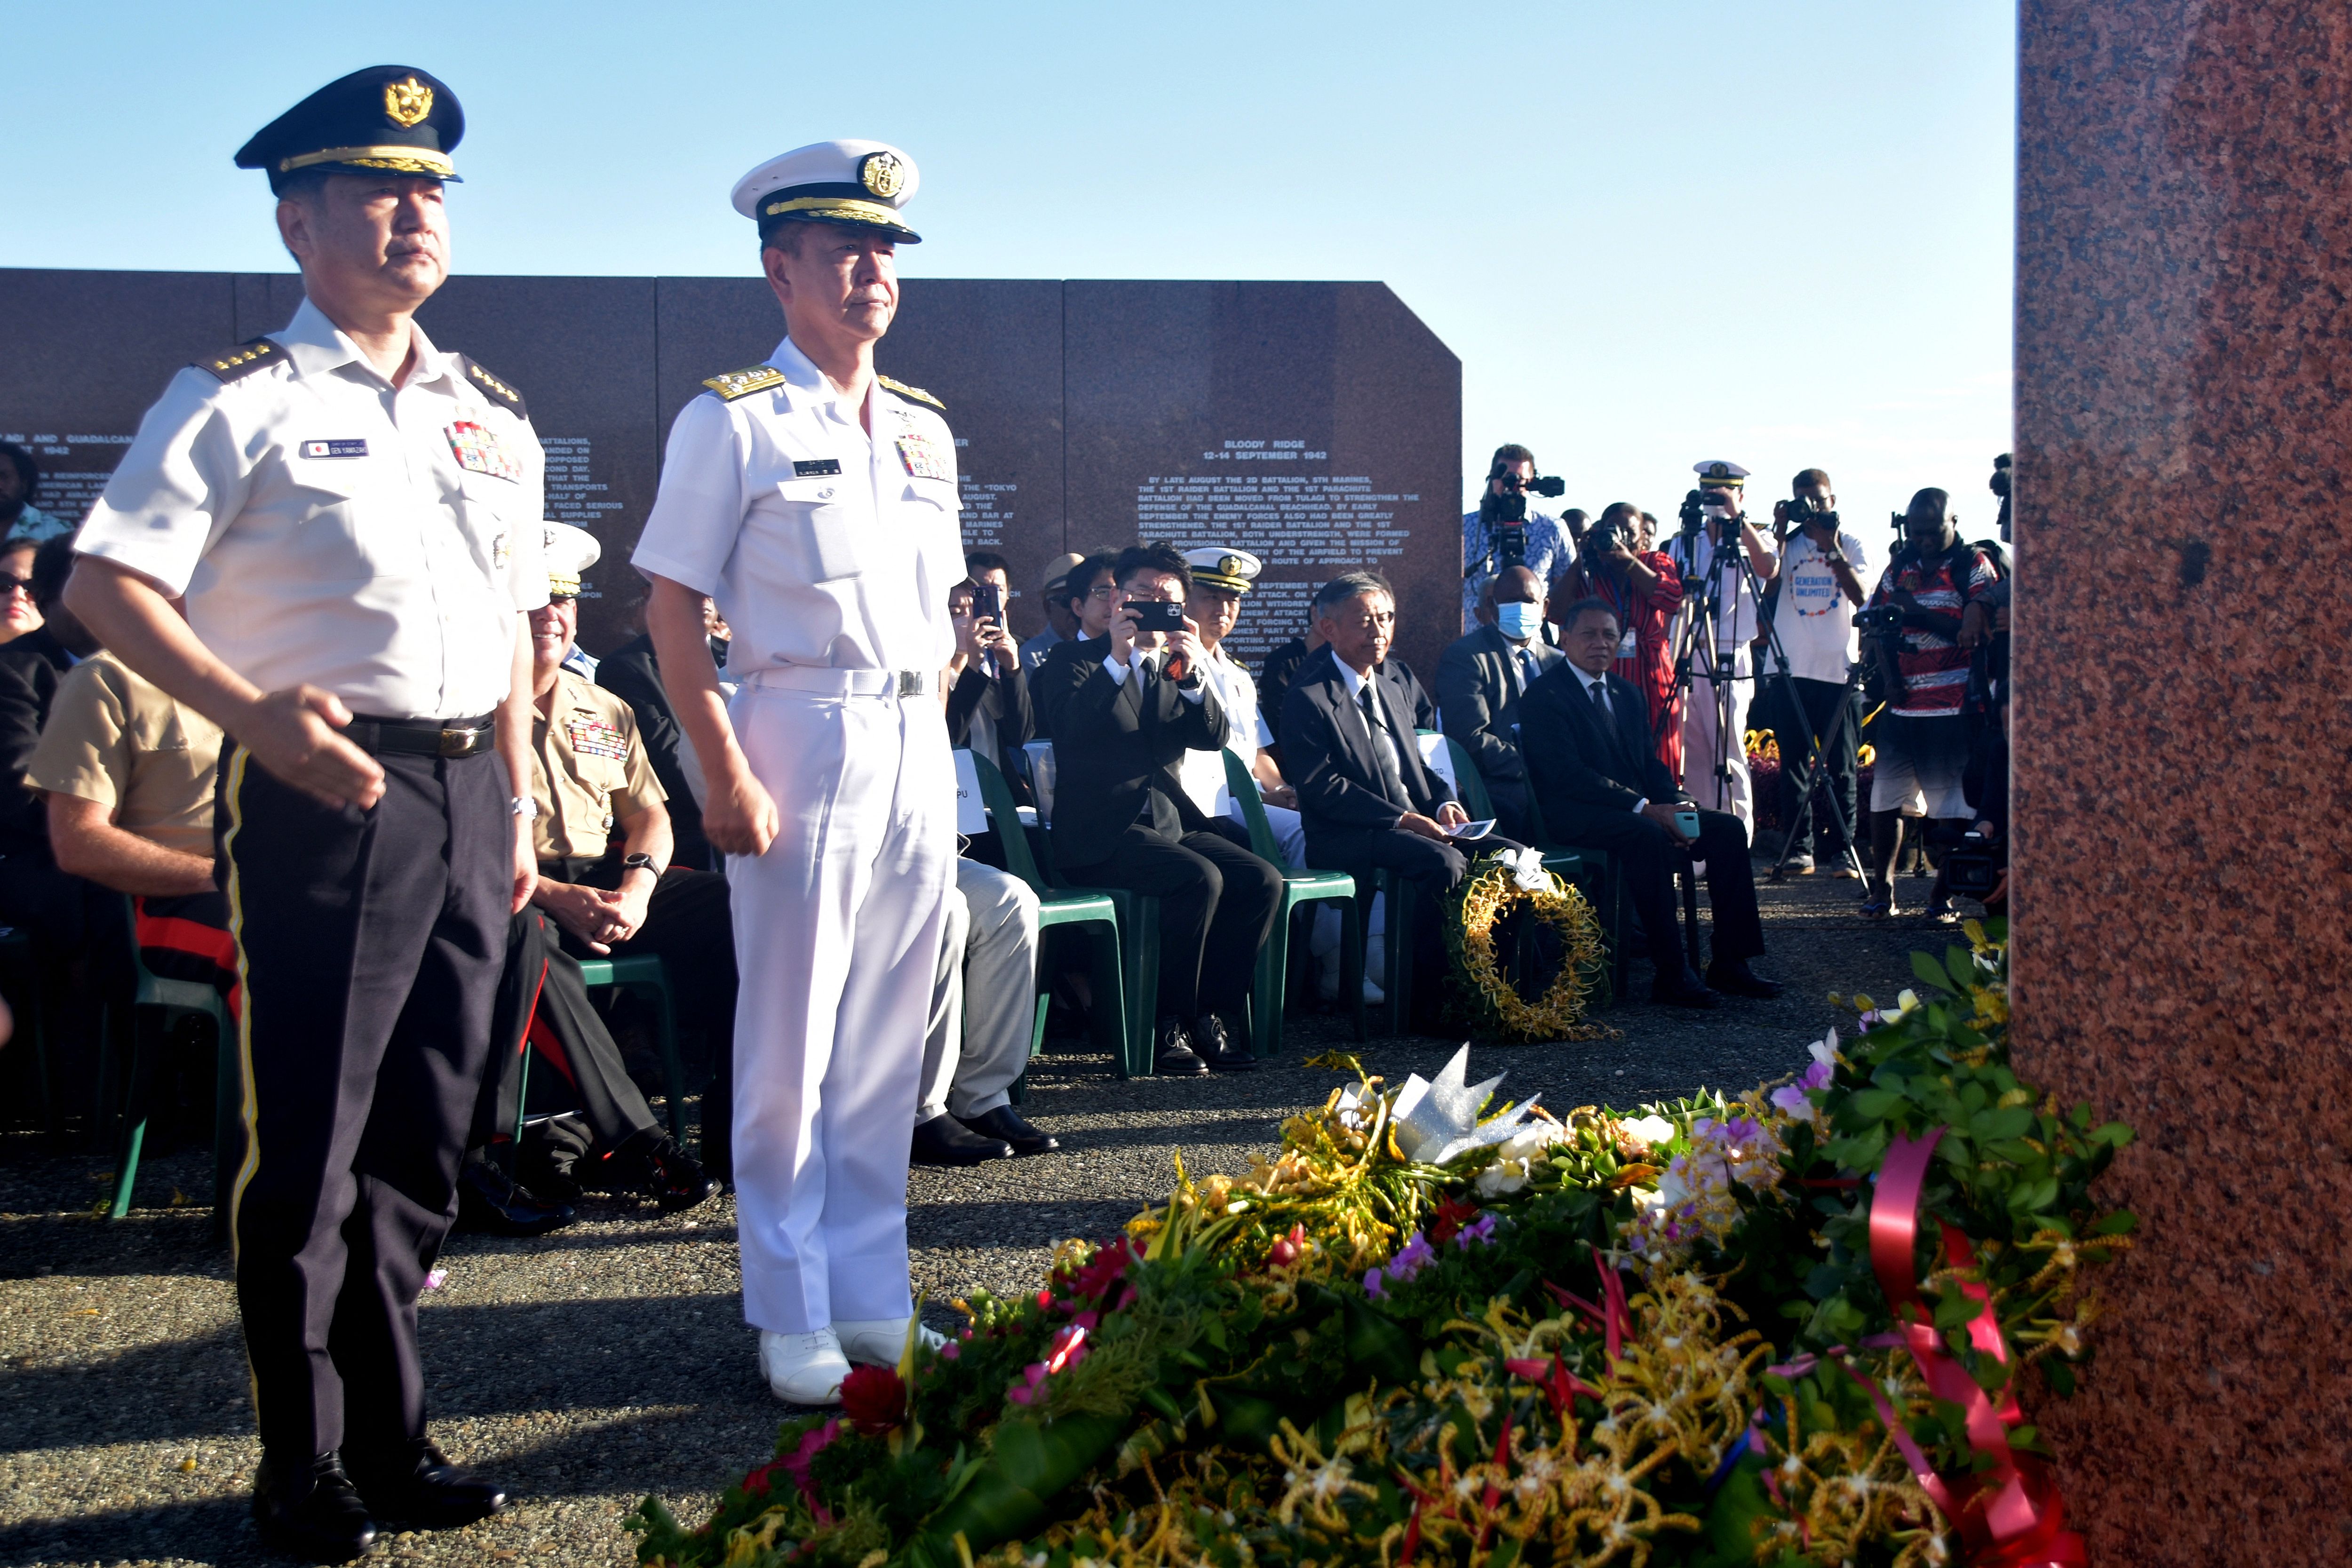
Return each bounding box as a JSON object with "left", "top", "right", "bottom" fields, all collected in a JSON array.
[
  {"left": 912, "top": 1113, "right": 1014, "bottom": 1165},
  {"left": 960, "top": 1104, "right": 1059, "bottom": 1155},
  {"left": 344, "top": 1438, "right": 508, "bottom": 1529},
  {"left": 1152, "top": 1016, "right": 1209, "bottom": 1076},
  {"left": 1705, "top": 959, "right": 1785, "bottom": 1000},
  {"left": 1650, "top": 967, "right": 1722, "bottom": 1010},
  {"left": 613, "top": 1129, "right": 722, "bottom": 1211},
  {"left": 1192, "top": 1013, "right": 1257, "bottom": 1073},
  {"left": 456, "top": 1155, "right": 575, "bottom": 1237},
  {"left": 251, "top": 1452, "right": 376, "bottom": 1560}
]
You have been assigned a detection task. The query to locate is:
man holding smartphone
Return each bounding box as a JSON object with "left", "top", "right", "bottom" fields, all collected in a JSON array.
[
  {"left": 1037, "top": 542, "right": 1280, "bottom": 1075},
  {"left": 945, "top": 573, "right": 1033, "bottom": 798},
  {"left": 1520, "top": 597, "right": 1779, "bottom": 1008}
]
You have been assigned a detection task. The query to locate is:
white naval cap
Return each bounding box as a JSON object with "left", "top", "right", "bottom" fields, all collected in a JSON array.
[
  {"left": 1184, "top": 546, "right": 1263, "bottom": 594},
  {"left": 730, "top": 141, "right": 922, "bottom": 243},
  {"left": 1692, "top": 459, "right": 1750, "bottom": 488},
  {"left": 542, "top": 522, "right": 600, "bottom": 597}
]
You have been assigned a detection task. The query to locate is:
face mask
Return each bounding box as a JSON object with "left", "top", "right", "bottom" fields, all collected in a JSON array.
[
  {"left": 1494, "top": 600, "right": 1544, "bottom": 641},
  {"left": 709, "top": 634, "right": 731, "bottom": 669}
]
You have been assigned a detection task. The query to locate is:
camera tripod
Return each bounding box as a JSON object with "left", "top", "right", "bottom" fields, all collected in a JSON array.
[{"left": 1663, "top": 519, "right": 1867, "bottom": 881}]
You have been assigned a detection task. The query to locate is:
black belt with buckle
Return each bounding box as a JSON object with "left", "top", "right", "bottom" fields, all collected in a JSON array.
[{"left": 347, "top": 714, "right": 497, "bottom": 759}]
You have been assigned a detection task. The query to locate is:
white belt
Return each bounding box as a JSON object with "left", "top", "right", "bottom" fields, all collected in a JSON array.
[{"left": 742, "top": 665, "right": 934, "bottom": 698}]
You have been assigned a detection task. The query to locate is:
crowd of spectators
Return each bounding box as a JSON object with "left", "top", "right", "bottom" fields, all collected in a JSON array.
[{"left": 0, "top": 442, "right": 2012, "bottom": 1216}]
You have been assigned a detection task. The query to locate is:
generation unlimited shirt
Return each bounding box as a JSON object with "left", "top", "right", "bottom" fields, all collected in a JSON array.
[
  {"left": 630, "top": 336, "right": 963, "bottom": 678},
  {"left": 74, "top": 298, "right": 549, "bottom": 720}
]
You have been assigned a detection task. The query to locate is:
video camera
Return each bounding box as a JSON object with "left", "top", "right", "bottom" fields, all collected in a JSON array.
[
  {"left": 1783, "top": 492, "right": 1840, "bottom": 534},
  {"left": 1481, "top": 468, "right": 1567, "bottom": 528},
  {"left": 1677, "top": 486, "right": 1739, "bottom": 537},
  {"left": 1853, "top": 604, "right": 1906, "bottom": 637},
  {"left": 1581, "top": 510, "right": 1629, "bottom": 565}
]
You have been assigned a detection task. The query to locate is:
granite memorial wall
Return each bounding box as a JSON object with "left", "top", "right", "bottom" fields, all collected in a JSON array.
[{"left": 0, "top": 270, "right": 1460, "bottom": 678}]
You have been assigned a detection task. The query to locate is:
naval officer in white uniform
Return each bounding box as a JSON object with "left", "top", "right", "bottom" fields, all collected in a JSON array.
[{"left": 631, "top": 140, "right": 959, "bottom": 1404}]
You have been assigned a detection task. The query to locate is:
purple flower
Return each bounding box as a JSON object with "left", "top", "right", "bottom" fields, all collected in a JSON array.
[
  {"left": 1392, "top": 1232, "right": 1437, "bottom": 1274},
  {"left": 1453, "top": 1213, "right": 1499, "bottom": 1250},
  {"left": 1364, "top": 1266, "right": 1388, "bottom": 1299}
]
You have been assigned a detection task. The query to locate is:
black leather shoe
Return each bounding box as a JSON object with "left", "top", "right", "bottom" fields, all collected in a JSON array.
[
  {"left": 253, "top": 1452, "right": 376, "bottom": 1560},
  {"left": 959, "top": 1104, "right": 1059, "bottom": 1155},
  {"left": 455, "top": 1155, "right": 574, "bottom": 1236},
  {"left": 1705, "top": 960, "right": 1785, "bottom": 1000},
  {"left": 1650, "top": 969, "right": 1723, "bottom": 1010},
  {"left": 911, "top": 1113, "right": 1014, "bottom": 1165},
  {"left": 1192, "top": 1013, "right": 1257, "bottom": 1073},
  {"left": 636, "top": 1135, "right": 721, "bottom": 1212},
  {"left": 345, "top": 1438, "right": 507, "bottom": 1530},
  {"left": 1152, "top": 1016, "right": 1209, "bottom": 1077}
]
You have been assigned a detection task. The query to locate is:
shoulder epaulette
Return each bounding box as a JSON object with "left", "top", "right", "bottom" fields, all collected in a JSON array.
[
  {"left": 194, "top": 338, "right": 284, "bottom": 383},
  {"left": 455, "top": 355, "right": 529, "bottom": 422},
  {"left": 877, "top": 374, "right": 945, "bottom": 411},
  {"left": 704, "top": 365, "right": 788, "bottom": 401}
]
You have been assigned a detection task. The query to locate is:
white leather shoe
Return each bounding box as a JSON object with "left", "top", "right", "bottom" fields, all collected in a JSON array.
[
  {"left": 760, "top": 1328, "right": 850, "bottom": 1404},
  {"left": 835, "top": 1316, "right": 947, "bottom": 1366}
]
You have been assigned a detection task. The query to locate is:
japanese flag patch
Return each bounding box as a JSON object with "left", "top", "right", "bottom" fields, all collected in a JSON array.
[
  {"left": 446, "top": 420, "right": 524, "bottom": 482},
  {"left": 895, "top": 433, "right": 951, "bottom": 481}
]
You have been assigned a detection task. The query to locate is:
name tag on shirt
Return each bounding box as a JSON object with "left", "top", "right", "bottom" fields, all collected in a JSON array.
[
  {"left": 564, "top": 717, "right": 629, "bottom": 760},
  {"left": 793, "top": 458, "right": 842, "bottom": 478},
  {"left": 300, "top": 438, "right": 368, "bottom": 459},
  {"left": 445, "top": 420, "right": 524, "bottom": 482},
  {"left": 895, "top": 434, "right": 951, "bottom": 480}
]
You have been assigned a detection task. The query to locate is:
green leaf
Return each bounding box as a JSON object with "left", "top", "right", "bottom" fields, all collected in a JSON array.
[
  {"left": 1845, "top": 1088, "right": 1905, "bottom": 1121},
  {"left": 1973, "top": 1106, "right": 2035, "bottom": 1142},
  {"left": 2090, "top": 1210, "right": 2139, "bottom": 1236},
  {"left": 2093, "top": 1121, "right": 2135, "bottom": 1148},
  {"left": 1912, "top": 950, "right": 1958, "bottom": 993},
  {"left": 1944, "top": 947, "right": 1979, "bottom": 990}
]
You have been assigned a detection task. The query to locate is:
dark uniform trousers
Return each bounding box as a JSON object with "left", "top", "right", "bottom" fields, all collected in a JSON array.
[
  {"left": 1564, "top": 807, "right": 1764, "bottom": 978},
  {"left": 218, "top": 739, "right": 509, "bottom": 1468},
  {"left": 1059, "top": 819, "right": 1281, "bottom": 1021},
  {"left": 475, "top": 904, "right": 662, "bottom": 1161}
]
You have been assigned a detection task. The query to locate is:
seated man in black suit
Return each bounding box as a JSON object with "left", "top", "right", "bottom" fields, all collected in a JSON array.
[
  {"left": 1041, "top": 542, "right": 1280, "bottom": 1075},
  {"left": 1286, "top": 572, "right": 1520, "bottom": 1004},
  {"left": 1519, "top": 597, "right": 1782, "bottom": 1008},
  {"left": 1030, "top": 548, "right": 1121, "bottom": 741},
  {"left": 1437, "top": 564, "right": 1563, "bottom": 839}
]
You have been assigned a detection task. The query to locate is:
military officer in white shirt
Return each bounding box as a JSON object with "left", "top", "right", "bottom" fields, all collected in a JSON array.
[
  {"left": 1665, "top": 460, "right": 1778, "bottom": 833},
  {"left": 630, "top": 140, "right": 960, "bottom": 1407},
  {"left": 1174, "top": 547, "right": 1308, "bottom": 867},
  {"left": 64, "top": 67, "right": 532, "bottom": 1558}
]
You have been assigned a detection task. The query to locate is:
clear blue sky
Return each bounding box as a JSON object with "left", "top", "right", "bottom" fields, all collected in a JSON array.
[{"left": 4, "top": 0, "right": 2015, "bottom": 538}]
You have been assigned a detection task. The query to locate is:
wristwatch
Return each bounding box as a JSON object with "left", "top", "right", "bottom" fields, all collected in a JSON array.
[
  {"left": 509, "top": 796, "right": 539, "bottom": 821},
  {"left": 620, "top": 852, "right": 663, "bottom": 876}
]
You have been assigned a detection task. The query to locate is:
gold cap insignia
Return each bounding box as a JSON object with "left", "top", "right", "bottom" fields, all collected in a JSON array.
[
  {"left": 1221, "top": 556, "right": 1244, "bottom": 576},
  {"left": 384, "top": 76, "right": 434, "bottom": 129},
  {"left": 859, "top": 151, "right": 907, "bottom": 200}
]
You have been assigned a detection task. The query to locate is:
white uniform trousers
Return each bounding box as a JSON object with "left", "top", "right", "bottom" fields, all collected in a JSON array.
[
  {"left": 918, "top": 860, "right": 1041, "bottom": 1122},
  {"left": 1680, "top": 657, "right": 1755, "bottom": 836},
  {"left": 1229, "top": 800, "right": 1307, "bottom": 869},
  {"left": 728, "top": 684, "right": 954, "bottom": 1334}
]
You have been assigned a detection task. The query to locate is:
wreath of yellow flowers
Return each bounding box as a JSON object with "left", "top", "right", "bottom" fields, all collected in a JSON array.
[{"left": 1448, "top": 859, "right": 1614, "bottom": 1044}]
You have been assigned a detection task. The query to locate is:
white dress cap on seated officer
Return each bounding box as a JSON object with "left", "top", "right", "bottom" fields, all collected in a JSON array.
[
  {"left": 731, "top": 141, "right": 922, "bottom": 244},
  {"left": 1184, "top": 547, "right": 1263, "bottom": 595},
  {"left": 1692, "top": 460, "right": 1750, "bottom": 489},
  {"left": 541, "top": 522, "right": 600, "bottom": 597}
]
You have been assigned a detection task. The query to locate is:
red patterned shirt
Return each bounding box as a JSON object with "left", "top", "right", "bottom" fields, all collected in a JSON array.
[{"left": 1871, "top": 546, "right": 1995, "bottom": 717}]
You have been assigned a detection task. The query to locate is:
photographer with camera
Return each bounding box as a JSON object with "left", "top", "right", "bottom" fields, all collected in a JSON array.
[
  {"left": 1462, "top": 444, "right": 1569, "bottom": 634},
  {"left": 1858, "top": 487, "right": 1997, "bottom": 919},
  {"left": 1764, "top": 469, "right": 1869, "bottom": 875},
  {"left": 1547, "top": 501, "right": 1686, "bottom": 771},
  {"left": 1664, "top": 461, "right": 1778, "bottom": 831}
]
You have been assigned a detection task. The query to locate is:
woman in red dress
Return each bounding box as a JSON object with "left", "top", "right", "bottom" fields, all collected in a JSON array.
[{"left": 1549, "top": 503, "right": 1686, "bottom": 774}]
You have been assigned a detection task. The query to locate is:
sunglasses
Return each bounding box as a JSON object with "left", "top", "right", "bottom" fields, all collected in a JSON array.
[{"left": 0, "top": 573, "right": 32, "bottom": 597}]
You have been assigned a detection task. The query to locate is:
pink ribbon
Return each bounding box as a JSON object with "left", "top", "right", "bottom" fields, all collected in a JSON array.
[{"left": 1869, "top": 1130, "right": 2085, "bottom": 1568}]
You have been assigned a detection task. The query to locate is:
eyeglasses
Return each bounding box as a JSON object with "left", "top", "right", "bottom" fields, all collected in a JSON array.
[
  {"left": 1085, "top": 584, "right": 1119, "bottom": 601},
  {"left": 0, "top": 574, "right": 31, "bottom": 597}
]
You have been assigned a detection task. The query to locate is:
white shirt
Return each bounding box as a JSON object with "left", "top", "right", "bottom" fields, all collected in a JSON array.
[
  {"left": 1667, "top": 525, "right": 1760, "bottom": 676},
  {"left": 1768, "top": 530, "right": 1871, "bottom": 683},
  {"left": 1569, "top": 662, "right": 1648, "bottom": 815},
  {"left": 631, "top": 336, "right": 963, "bottom": 677},
  {"left": 75, "top": 298, "right": 548, "bottom": 720},
  {"left": 1176, "top": 644, "right": 1269, "bottom": 816}
]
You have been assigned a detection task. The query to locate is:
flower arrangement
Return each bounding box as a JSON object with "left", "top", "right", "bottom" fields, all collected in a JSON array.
[
  {"left": 630, "top": 923, "right": 2132, "bottom": 1568},
  {"left": 1443, "top": 852, "right": 1613, "bottom": 1044}
]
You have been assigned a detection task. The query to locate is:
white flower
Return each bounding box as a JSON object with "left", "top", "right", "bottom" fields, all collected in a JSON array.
[
  {"left": 1477, "top": 1160, "right": 1530, "bottom": 1197},
  {"left": 1621, "top": 1113, "right": 1677, "bottom": 1149}
]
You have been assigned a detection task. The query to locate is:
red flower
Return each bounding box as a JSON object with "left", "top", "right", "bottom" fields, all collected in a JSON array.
[
  {"left": 839, "top": 1365, "right": 907, "bottom": 1435},
  {"left": 1053, "top": 1235, "right": 1140, "bottom": 1308},
  {"left": 1427, "top": 1197, "right": 1480, "bottom": 1246}
]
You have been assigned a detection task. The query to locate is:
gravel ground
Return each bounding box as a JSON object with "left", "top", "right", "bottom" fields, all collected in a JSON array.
[{"left": 0, "top": 873, "right": 1953, "bottom": 1568}]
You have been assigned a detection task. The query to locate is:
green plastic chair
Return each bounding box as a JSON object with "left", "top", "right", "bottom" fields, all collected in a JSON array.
[
  {"left": 968, "top": 751, "right": 1135, "bottom": 1076},
  {"left": 99, "top": 899, "right": 235, "bottom": 1221},
  {"left": 512, "top": 950, "right": 690, "bottom": 1152},
  {"left": 1437, "top": 734, "right": 1585, "bottom": 886},
  {"left": 1219, "top": 749, "right": 1361, "bottom": 1054},
  {"left": 1519, "top": 789, "right": 1627, "bottom": 1005}
]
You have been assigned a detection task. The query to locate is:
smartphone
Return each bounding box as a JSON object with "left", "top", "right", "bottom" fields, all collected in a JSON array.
[
  {"left": 1673, "top": 809, "right": 1700, "bottom": 838},
  {"left": 1128, "top": 599, "right": 1185, "bottom": 634},
  {"left": 972, "top": 582, "right": 1002, "bottom": 622}
]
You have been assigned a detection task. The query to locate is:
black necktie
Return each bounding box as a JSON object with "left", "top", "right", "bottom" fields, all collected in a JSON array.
[
  {"left": 1360, "top": 684, "right": 1410, "bottom": 808},
  {"left": 1588, "top": 675, "right": 1610, "bottom": 720}
]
